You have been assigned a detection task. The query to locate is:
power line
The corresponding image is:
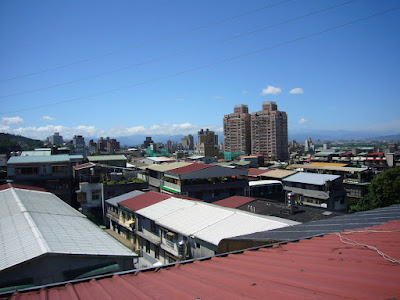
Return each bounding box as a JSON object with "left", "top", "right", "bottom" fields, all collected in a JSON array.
[
  {"left": 0, "top": 0, "right": 355, "bottom": 99},
  {"left": 1, "top": 6, "right": 398, "bottom": 116},
  {"left": 0, "top": 0, "right": 291, "bottom": 82}
]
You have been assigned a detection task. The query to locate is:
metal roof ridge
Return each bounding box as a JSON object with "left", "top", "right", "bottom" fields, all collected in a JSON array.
[{"left": 10, "top": 188, "right": 51, "bottom": 254}]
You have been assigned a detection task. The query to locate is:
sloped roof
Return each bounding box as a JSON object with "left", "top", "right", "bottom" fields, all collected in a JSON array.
[
  {"left": 283, "top": 172, "right": 340, "bottom": 185},
  {"left": 212, "top": 196, "right": 256, "bottom": 208},
  {"left": 119, "top": 191, "right": 172, "bottom": 211},
  {"left": 0, "top": 186, "right": 136, "bottom": 272},
  {"left": 88, "top": 155, "right": 127, "bottom": 162},
  {"left": 262, "top": 169, "right": 296, "bottom": 179},
  {"left": 0, "top": 183, "right": 46, "bottom": 192},
  {"left": 248, "top": 168, "right": 269, "bottom": 176},
  {"left": 146, "top": 162, "right": 191, "bottom": 172},
  {"left": 6, "top": 219, "right": 400, "bottom": 299},
  {"left": 73, "top": 162, "right": 97, "bottom": 170},
  {"left": 310, "top": 162, "right": 348, "bottom": 167},
  {"left": 167, "top": 163, "right": 212, "bottom": 175},
  {"left": 105, "top": 190, "right": 145, "bottom": 207},
  {"left": 137, "top": 199, "right": 297, "bottom": 246},
  {"left": 7, "top": 154, "right": 72, "bottom": 164}
]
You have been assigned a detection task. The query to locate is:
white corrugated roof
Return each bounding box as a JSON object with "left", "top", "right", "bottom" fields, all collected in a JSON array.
[
  {"left": 0, "top": 187, "right": 136, "bottom": 272},
  {"left": 194, "top": 212, "right": 298, "bottom": 246},
  {"left": 136, "top": 197, "right": 299, "bottom": 246},
  {"left": 136, "top": 197, "right": 196, "bottom": 221},
  {"left": 283, "top": 172, "right": 341, "bottom": 185}
]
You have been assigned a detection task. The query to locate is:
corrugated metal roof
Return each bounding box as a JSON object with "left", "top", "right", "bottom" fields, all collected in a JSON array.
[
  {"left": 73, "top": 162, "right": 97, "bottom": 170},
  {"left": 119, "top": 191, "right": 171, "bottom": 211},
  {"left": 7, "top": 154, "right": 72, "bottom": 164},
  {"left": 105, "top": 190, "right": 145, "bottom": 207},
  {"left": 137, "top": 199, "right": 297, "bottom": 246},
  {"left": 248, "top": 180, "right": 282, "bottom": 186},
  {"left": 212, "top": 196, "right": 255, "bottom": 208},
  {"left": 248, "top": 168, "right": 269, "bottom": 176},
  {"left": 287, "top": 164, "right": 368, "bottom": 173},
  {"left": 167, "top": 163, "right": 212, "bottom": 175},
  {"left": 146, "top": 162, "right": 191, "bottom": 172},
  {"left": 136, "top": 197, "right": 196, "bottom": 221},
  {"left": 88, "top": 155, "right": 127, "bottom": 161},
  {"left": 6, "top": 219, "right": 399, "bottom": 299},
  {"left": 310, "top": 162, "right": 348, "bottom": 167},
  {"left": 283, "top": 172, "right": 340, "bottom": 185},
  {"left": 262, "top": 169, "right": 296, "bottom": 179},
  {"left": 0, "top": 184, "right": 46, "bottom": 192},
  {"left": 0, "top": 186, "right": 136, "bottom": 272}
]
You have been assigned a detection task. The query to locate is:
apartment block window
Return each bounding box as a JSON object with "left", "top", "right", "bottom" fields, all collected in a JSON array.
[
  {"left": 155, "top": 246, "right": 160, "bottom": 259},
  {"left": 150, "top": 220, "right": 156, "bottom": 233},
  {"left": 146, "top": 240, "right": 150, "bottom": 254},
  {"left": 92, "top": 191, "right": 101, "bottom": 201}
]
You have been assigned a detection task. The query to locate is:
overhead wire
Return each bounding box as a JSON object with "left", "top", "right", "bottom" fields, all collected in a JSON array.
[
  {"left": 1, "top": 6, "right": 398, "bottom": 116},
  {"left": 0, "top": 0, "right": 355, "bottom": 99},
  {"left": 0, "top": 0, "right": 292, "bottom": 82}
]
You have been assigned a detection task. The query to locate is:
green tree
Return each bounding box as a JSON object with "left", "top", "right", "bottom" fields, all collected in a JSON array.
[{"left": 351, "top": 167, "right": 400, "bottom": 212}]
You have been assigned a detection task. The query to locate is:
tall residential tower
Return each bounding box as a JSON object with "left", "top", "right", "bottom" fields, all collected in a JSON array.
[
  {"left": 223, "top": 104, "right": 251, "bottom": 155},
  {"left": 251, "top": 101, "right": 288, "bottom": 161}
]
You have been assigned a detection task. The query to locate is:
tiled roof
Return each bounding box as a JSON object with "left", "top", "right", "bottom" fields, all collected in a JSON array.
[
  {"left": 167, "top": 163, "right": 213, "bottom": 175},
  {"left": 212, "top": 196, "right": 255, "bottom": 208},
  {"left": 119, "top": 191, "right": 172, "bottom": 211},
  {"left": 5, "top": 219, "right": 400, "bottom": 299}
]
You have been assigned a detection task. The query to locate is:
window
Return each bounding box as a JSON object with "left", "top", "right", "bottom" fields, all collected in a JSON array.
[
  {"left": 196, "top": 242, "right": 201, "bottom": 248},
  {"left": 155, "top": 246, "right": 160, "bottom": 259},
  {"left": 150, "top": 220, "right": 156, "bottom": 233},
  {"left": 92, "top": 190, "right": 101, "bottom": 200},
  {"left": 15, "top": 166, "right": 38, "bottom": 175},
  {"left": 146, "top": 240, "right": 150, "bottom": 254},
  {"left": 164, "top": 231, "right": 175, "bottom": 242}
]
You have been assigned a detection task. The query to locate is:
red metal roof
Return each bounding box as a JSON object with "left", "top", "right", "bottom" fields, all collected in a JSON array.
[
  {"left": 0, "top": 183, "right": 46, "bottom": 192},
  {"left": 6, "top": 220, "right": 400, "bottom": 299},
  {"left": 73, "top": 162, "right": 97, "bottom": 170},
  {"left": 212, "top": 196, "right": 255, "bottom": 208},
  {"left": 248, "top": 168, "right": 269, "bottom": 176},
  {"left": 119, "top": 191, "right": 171, "bottom": 211},
  {"left": 368, "top": 152, "right": 384, "bottom": 156},
  {"left": 167, "top": 163, "right": 213, "bottom": 175},
  {"left": 119, "top": 191, "right": 203, "bottom": 211}
]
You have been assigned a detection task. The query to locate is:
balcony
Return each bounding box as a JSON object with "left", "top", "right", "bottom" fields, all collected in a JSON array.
[
  {"left": 161, "top": 181, "right": 181, "bottom": 193},
  {"left": 106, "top": 210, "right": 119, "bottom": 223}
]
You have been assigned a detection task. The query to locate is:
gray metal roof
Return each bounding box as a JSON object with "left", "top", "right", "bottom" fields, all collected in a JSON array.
[
  {"left": 225, "top": 204, "right": 400, "bottom": 243},
  {"left": 283, "top": 172, "right": 341, "bottom": 185},
  {"left": 88, "top": 155, "right": 127, "bottom": 162},
  {"left": 7, "top": 154, "right": 73, "bottom": 164},
  {"left": 0, "top": 187, "right": 136, "bottom": 272},
  {"left": 105, "top": 190, "right": 144, "bottom": 207}
]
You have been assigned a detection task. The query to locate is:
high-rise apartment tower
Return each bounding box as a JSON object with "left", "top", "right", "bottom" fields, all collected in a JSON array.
[
  {"left": 251, "top": 101, "right": 288, "bottom": 161},
  {"left": 223, "top": 105, "right": 251, "bottom": 155}
]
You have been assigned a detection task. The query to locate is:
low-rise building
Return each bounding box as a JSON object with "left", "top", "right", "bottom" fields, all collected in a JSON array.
[
  {"left": 87, "top": 155, "right": 127, "bottom": 168},
  {"left": 282, "top": 172, "right": 347, "bottom": 211},
  {"left": 0, "top": 184, "right": 136, "bottom": 291},
  {"left": 161, "top": 163, "right": 248, "bottom": 202},
  {"left": 7, "top": 154, "right": 83, "bottom": 204}
]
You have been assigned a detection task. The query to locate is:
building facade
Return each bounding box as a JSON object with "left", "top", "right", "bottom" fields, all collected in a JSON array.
[
  {"left": 223, "top": 104, "right": 251, "bottom": 155},
  {"left": 195, "top": 129, "right": 219, "bottom": 158},
  {"left": 251, "top": 101, "right": 288, "bottom": 161}
]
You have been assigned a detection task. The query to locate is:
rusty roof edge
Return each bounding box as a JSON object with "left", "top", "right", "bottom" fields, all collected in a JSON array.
[{"left": 0, "top": 232, "right": 330, "bottom": 297}]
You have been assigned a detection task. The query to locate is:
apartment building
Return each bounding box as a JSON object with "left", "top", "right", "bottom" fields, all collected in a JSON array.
[
  {"left": 195, "top": 129, "right": 219, "bottom": 158},
  {"left": 223, "top": 104, "right": 251, "bottom": 155},
  {"left": 251, "top": 101, "right": 288, "bottom": 161}
]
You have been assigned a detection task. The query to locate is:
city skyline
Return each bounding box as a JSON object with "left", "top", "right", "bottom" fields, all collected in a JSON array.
[{"left": 1, "top": 1, "right": 400, "bottom": 140}]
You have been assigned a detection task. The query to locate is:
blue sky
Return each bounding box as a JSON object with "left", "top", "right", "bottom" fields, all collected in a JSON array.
[{"left": 1, "top": 0, "right": 399, "bottom": 141}]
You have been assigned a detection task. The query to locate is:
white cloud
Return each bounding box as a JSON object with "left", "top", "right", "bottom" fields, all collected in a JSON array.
[
  {"left": 298, "top": 118, "right": 308, "bottom": 124},
  {"left": 1, "top": 116, "right": 24, "bottom": 125},
  {"left": 2, "top": 123, "right": 220, "bottom": 140},
  {"left": 261, "top": 85, "right": 282, "bottom": 95},
  {"left": 42, "top": 116, "right": 56, "bottom": 121},
  {"left": 289, "top": 88, "right": 304, "bottom": 94}
]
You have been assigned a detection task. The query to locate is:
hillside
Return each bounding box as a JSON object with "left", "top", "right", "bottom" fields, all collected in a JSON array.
[{"left": 0, "top": 133, "right": 44, "bottom": 154}]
